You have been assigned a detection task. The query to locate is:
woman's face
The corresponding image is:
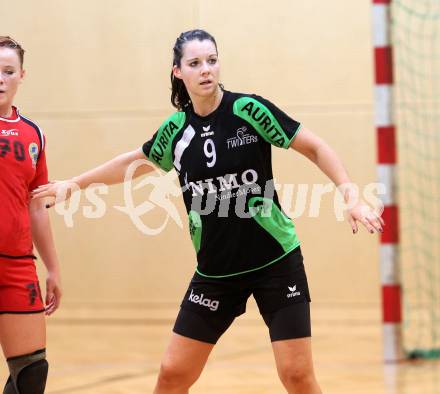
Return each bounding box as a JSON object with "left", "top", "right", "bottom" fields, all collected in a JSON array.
[
  {"left": 0, "top": 47, "right": 24, "bottom": 115},
  {"left": 173, "top": 39, "right": 220, "bottom": 99}
]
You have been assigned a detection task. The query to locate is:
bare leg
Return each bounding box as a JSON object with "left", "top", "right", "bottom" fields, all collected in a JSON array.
[
  {"left": 154, "top": 333, "right": 214, "bottom": 394},
  {"left": 0, "top": 313, "right": 46, "bottom": 358},
  {"left": 272, "top": 337, "right": 321, "bottom": 394}
]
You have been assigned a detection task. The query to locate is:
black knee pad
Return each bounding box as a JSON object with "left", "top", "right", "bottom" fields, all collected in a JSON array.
[
  {"left": 3, "top": 376, "right": 15, "bottom": 394},
  {"left": 4, "top": 349, "right": 48, "bottom": 394}
]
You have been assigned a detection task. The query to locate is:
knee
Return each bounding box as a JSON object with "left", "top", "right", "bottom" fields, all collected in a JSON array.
[
  {"left": 156, "top": 360, "right": 199, "bottom": 390},
  {"left": 278, "top": 364, "right": 317, "bottom": 391}
]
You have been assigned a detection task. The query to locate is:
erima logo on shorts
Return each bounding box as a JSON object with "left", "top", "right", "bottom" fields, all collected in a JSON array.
[
  {"left": 188, "top": 289, "right": 219, "bottom": 311},
  {"left": 287, "top": 285, "right": 301, "bottom": 298}
]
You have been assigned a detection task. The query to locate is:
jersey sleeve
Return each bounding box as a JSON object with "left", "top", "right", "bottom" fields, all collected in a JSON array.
[
  {"left": 232, "top": 94, "right": 301, "bottom": 149},
  {"left": 142, "top": 111, "right": 187, "bottom": 172},
  {"left": 29, "top": 135, "right": 48, "bottom": 191}
]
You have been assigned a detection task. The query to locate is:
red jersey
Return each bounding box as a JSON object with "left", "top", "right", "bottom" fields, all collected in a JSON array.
[{"left": 0, "top": 106, "right": 48, "bottom": 257}]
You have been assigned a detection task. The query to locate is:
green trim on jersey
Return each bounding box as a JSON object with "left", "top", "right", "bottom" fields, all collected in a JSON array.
[
  {"left": 195, "top": 197, "right": 300, "bottom": 279},
  {"left": 195, "top": 245, "right": 300, "bottom": 278},
  {"left": 233, "top": 97, "right": 291, "bottom": 149},
  {"left": 248, "top": 197, "right": 299, "bottom": 253},
  {"left": 147, "top": 112, "right": 186, "bottom": 171},
  {"left": 287, "top": 123, "right": 302, "bottom": 148},
  {"left": 188, "top": 210, "right": 202, "bottom": 253}
]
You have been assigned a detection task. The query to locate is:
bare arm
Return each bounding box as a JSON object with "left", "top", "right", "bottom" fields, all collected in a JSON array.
[
  {"left": 72, "top": 148, "right": 153, "bottom": 188},
  {"left": 32, "top": 148, "right": 154, "bottom": 206},
  {"left": 290, "top": 126, "right": 383, "bottom": 233},
  {"left": 29, "top": 197, "right": 62, "bottom": 315},
  {"left": 290, "top": 127, "right": 350, "bottom": 186}
]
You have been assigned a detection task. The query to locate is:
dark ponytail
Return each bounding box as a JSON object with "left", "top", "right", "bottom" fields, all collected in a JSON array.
[{"left": 171, "top": 29, "right": 218, "bottom": 110}]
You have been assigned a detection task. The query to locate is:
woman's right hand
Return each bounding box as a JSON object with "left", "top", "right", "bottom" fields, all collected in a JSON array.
[{"left": 31, "top": 180, "right": 80, "bottom": 208}]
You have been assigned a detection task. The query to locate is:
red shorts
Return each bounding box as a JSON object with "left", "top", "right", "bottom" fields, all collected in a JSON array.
[{"left": 0, "top": 256, "right": 45, "bottom": 314}]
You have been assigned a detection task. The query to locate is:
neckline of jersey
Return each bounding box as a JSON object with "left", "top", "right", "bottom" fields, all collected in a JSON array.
[
  {"left": 189, "top": 90, "right": 229, "bottom": 122},
  {"left": 0, "top": 106, "right": 20, "bottom": 122}
]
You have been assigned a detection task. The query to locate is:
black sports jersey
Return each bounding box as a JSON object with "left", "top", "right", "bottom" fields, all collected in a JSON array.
[{"left": 142, "top": 90, "right": 301, "bottom": 278}]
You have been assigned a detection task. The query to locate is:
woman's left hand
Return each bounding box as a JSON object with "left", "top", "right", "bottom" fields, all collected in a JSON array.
[
  {"left": 45, "top": 270, "right": 62, "bottom": 316},
  {"left": 347, "top": 201, "right": 384, "bottom": 234}
]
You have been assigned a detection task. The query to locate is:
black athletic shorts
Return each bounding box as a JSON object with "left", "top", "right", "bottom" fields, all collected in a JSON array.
[{"left": 173, "top": 247, "right": 311, "bottom": 344}]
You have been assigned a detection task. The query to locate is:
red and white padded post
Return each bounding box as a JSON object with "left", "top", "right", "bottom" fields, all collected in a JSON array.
[{"left": 372, "top": 0, "right": 403, "bottom": 362}]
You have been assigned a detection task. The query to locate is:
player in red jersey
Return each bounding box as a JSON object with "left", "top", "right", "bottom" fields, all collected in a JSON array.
[{"left": 0, "top": 36, "right": 62, "bottom": 393}]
